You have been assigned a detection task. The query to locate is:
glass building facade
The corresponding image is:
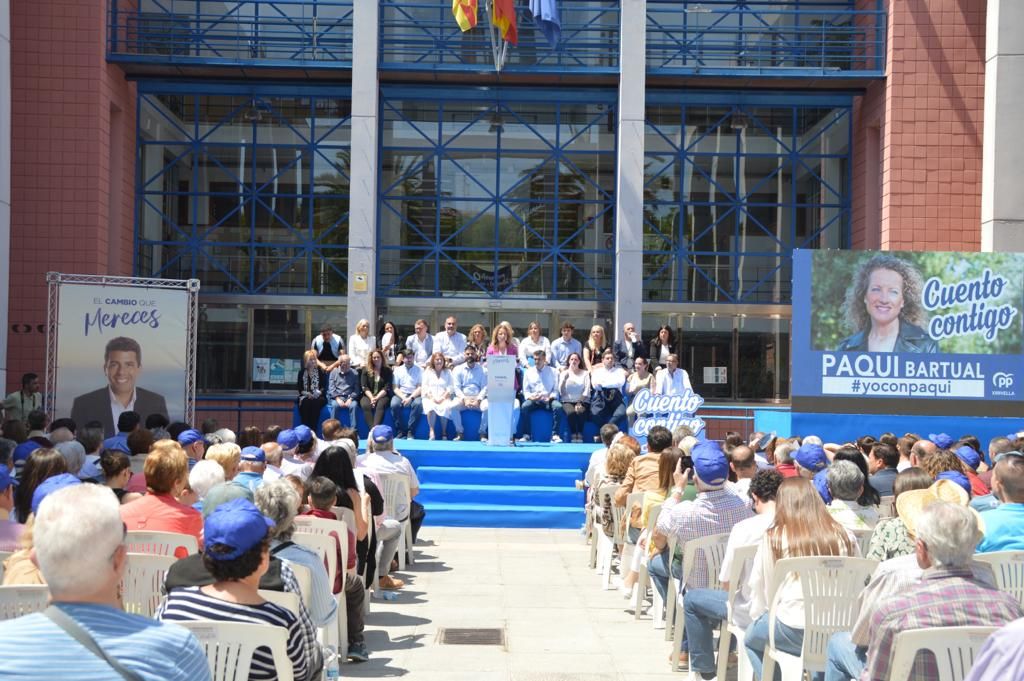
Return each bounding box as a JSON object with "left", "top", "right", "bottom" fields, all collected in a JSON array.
[{"left": 112, "top": 0, "right": 885, "bottom": 400}]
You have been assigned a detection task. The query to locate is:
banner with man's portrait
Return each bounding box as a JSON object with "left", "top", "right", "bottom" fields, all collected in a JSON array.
[
  {"left": 792, "top": 250, "right": 1024, "bottom": 417},
  {"left": 47, "top": 275, "right": 199, "bottom": 436}
]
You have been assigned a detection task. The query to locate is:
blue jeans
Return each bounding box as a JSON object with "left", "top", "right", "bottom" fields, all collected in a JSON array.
[
  {"left": 330, "top": 398, "right": 358, "bottom": 428},
  {"left": 517, "top": 398, "right": 563, "bottom": 439},
  {"left": 824, "top": 632, "right": 866, "bottom": 681},
  {"left": 744, "top": 612, "right": 804, "bottom": 681},
  {"left": 649, "top": 548, "right": 681, "bottom": 603},
  {"left": 683, "top": 588, "right": 729, "bottom": 673},
  {"left": 390, "top": 395, "right": 423, "bottom": 437}
]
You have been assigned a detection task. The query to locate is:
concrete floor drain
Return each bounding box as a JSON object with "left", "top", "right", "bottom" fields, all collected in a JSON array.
[{"left": 437, "top": 627, "right": 506, "bottom": 646}]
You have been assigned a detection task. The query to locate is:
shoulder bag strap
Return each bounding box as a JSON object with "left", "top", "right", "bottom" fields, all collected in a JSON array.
[{"left": 43, "top": 605, "right": 145, "bottom": 681}]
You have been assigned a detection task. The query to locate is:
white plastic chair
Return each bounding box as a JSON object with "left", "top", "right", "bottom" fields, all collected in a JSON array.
[
  {"left": 258, "top": 589, "right": 302, "bottom": 616},
  {"left": 125, "top": 530, "right": 198, "bottom": 557},
  {"left": 593, "top": 484, "right": 626, "bottom": 590},
  {"left": 633, "top": 503, "right": 662, "bottom": 620},
  {"left": 176, "top": 620, "right": 295, "bottom": 681},
  {"left": 670, "top": 532, "right": 731, "bottom": 664},
  {"left": 293, "top": 530, "right": 347, "bottom": 661},
  {"left": 851, "top": 528, "right": 873, "bottom": 556},
  {"left": 121, "top": 552, "right": 177, "bottom": 617},
  {"left": 0, "top": 585, "right": 50, "bottom": 620},
  {"left": 877, "top": 495, "right": 895, "bottom": 518},
  {"left": 378, "top": 473, "right": 415, "bottom": 569},
  {"left": 715, "top": 543, "right": 760, "bottom": 681},
  {"left": 972, "top": 551, "right": 1024, "bottom": 607},
  {"left": 888, "top": 626, "right": 997, "bottom": 681},
  {"left": 762, "top": 556, "right": 878, "bottom": 681},
  {"left": 0, "top": 550, "right": 11, "bottom": 583},
  {"left": 652, "top": 531, "right": 677, "bottom": 632},
  {"left": 286, "top": 562, "right": 312, "bottom": 610}
]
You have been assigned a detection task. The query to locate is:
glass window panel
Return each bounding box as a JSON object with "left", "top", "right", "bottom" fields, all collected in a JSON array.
[
  {"left": 502, "top": 261, "right": 555, "bottom": 298},
  {"left": 380, "top": 199, "right": 435, "bottom": 248},
  {"left": 736, "top": 316, "right": 789, "bottom": 400},
  {"left": 137, "top": 243, "right": 190, "bottom": 279},
  {"left": 737, "top": 257, "right": 792, "bottom": 304},
  {"left": 311, "top": 249, "right": 348, "bottom": 295},
  {"left": 197, "top": 305, "right": 248, "bottom": 392},
  {"left": 313, "top": 149, "right": 351, "bottom": 193},
  {"left": 561, "top": 104, "right": 615, "bottom": 154},
  {"left": 197, "top": 145, "right": 248, "bottom": 193},
  {"left": 442, "top": 153, "right": 497, "bottom": 198},
  {"left": 198, "top": 246, "right": 251, "bottom": 293},
  {"left": 438, "top": 199, "right": 495, "bottom": 245},
  {"left": 252, "top": 308, "right": 305, "bottom": 389},
  {"left": 441, "top": 103, "right": 497, "bottom": 147},
  {"left": 678, "top": 319, "right": 732, "bottom": 400},
  {"left": 253, "top": 193, "right": 308, "bottom": 245},
  {"left": 148, "top": 95, "right": 194, "bottom": 137},
  {"left": 253, "top": 97, "right": 312, "bottom": 147},
  {"left": 139, "top": 191, "right": 191, "bottom": 242},
  {"left": 382, "top": 101, "right": 437, "bottom": 149},
  {"left": 313, "top": 196, "right": 350, "bottom": 243},
  {"left": 379, "top": 249, "right": 436, "bottom": 296},
  {"left": 197, "top": 96, "right": 255, "bottom": 144},
  {"left": 381, "top": 152, "right": 436, "bottom": 197},
  {"left": 255, "top": 246, "right": 307, "bottom": 293}
]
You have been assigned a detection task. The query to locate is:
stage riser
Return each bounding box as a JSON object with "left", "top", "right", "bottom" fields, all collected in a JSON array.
[
  {"left": 419, "top": 484, "right": 584, "bottom": 508},
  {"left": 417, "top": 466, "right": 580, "bottom": 487},
  {"left": 403, "top": 448, "right": 591, "bottom": 471},
  {"left": 425, "top": 505, "right": 586, "bottom": 529}
]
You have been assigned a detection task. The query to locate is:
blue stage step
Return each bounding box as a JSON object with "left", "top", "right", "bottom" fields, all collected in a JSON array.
[
  {"left": 417, "top": 466, "right": 580, "bottom": 487},
  {"left": 423, "top": 502, "right": 586, "bottom": 529},
  {"left": 418, "top": 483, "right": 584, "bottom": 508}
]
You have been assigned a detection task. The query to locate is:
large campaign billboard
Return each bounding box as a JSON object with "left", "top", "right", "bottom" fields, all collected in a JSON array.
[
  {"left": 48, "top": 276, "right": 198, "bottom": 436},
  {"left": 791, "top": 249, "right": 1024, "bottom": 417}
]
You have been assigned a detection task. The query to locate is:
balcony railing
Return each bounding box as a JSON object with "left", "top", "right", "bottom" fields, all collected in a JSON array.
[
  {"left": 107, "top": 0, "right": 353, "bottom": 68},
  {"left": 646, "top": 1, "right": 885, "bottom": 77},
  {"left": 379, "top": 0, "right": 619, "bottom": 74}
]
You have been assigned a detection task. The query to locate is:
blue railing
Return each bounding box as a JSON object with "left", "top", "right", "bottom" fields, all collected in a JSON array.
[
  {"left": 646, "top": 1, "right": 885, "bottom": 76},
  {"left": 107, "top": 0, "right": 353, "bottom": 68},
  {"left": 379, "top": 0, "right": 619, "bottom": 74}
]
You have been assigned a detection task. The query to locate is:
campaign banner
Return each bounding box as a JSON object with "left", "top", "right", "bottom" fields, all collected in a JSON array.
[
  {"left": 55, "top": 283, "right": 191, "bottom": 436},
  {"left": 792, "top": 249, "right": 1024, "bottom": 417},
  {"left": 628, "top": 388, "right": 707, "bottom": 438}
]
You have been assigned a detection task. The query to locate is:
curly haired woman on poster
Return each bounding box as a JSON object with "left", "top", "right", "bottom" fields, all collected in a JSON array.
[{"left": 836, "top": 254, "right": 938, "bottom": 353}]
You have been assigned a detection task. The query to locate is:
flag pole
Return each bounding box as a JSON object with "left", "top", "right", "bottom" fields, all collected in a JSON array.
[{"left": 483, "top": 0, "right": 509, "bottom": 73}]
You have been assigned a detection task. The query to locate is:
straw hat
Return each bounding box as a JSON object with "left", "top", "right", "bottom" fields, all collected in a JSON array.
[{"left": 895, "top": 479, "right": 985, "bottom": 537}]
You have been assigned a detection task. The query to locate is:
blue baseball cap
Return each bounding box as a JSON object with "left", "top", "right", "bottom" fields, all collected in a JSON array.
[
  {"left": 203, "top": 498, "right": 275, "bottom": 560},
  {"left": 691, "top": 441, "right": 729, "bottom": 486},
  {"left": 936, "top": 470, "right": 972, "bottom": 495},
  {"left": 293, "top": 425, "right": 313, "bottom": 445},
  {"left": 929, "top": 433, "right": 955, "bottom": 449},
  {"left": 0, "top": 465, "right": 17, "bottom": 492},
  {"left": 794, "top": 443, "right": 829, "bottom": 473},
  {"left": 12, "top": 441, "right": 41, "bottom": 463},
  {"left": 31, "top": 474, "right": 81, "bottom": 516},
  {"left": 813, "top": 469, "right": 832, "bottom": 505},
  {"left": 240, "top": 446, "right": 266, "bottom": 463},
  {"left": 370, "top": 425, "right": 395, "bottom": 444},
  {"left": 277, "top": 429, "right": 299, "bottom": 450},
  {"left": 178, "top": 429, "right": 205, "bottom": 446},
  {"left": 954, "top": 445, "right": 981, "bottom": 471}
]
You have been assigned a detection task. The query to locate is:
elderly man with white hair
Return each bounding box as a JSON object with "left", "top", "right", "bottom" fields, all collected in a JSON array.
[
  {"left": 358, "top": 425, "right": 425, "bottom": 544},
  {"left": 823, "top": 501, "right": 1023, "bottom": 681},
  {"left": 0, "top": 484, "right": 211, "bottom": 680},
  {"left": 188, "top": 459, "right": 226, "bottom": 511},
  {"left": 825, "top": 460, "right": 879, "bottom": 531}
]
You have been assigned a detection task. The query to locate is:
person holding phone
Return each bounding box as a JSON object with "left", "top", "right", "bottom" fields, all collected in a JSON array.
[{"left": 613, "top": 321, "right": 646, "bottom": 372}]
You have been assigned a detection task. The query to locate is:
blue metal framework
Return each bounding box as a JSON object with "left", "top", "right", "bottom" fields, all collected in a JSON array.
[
  {"left": 379, "top": 0, "right": 619, "bottom": 74},
  {"left": 378, "top": 88, "right": 617, "bottom": 301},
  {"left": 643, "top": 92, "right": 853, "bottom": 304},
  {"left": 135, "top": 82, "right": 352, "bottom": 295},
  {"left": 107, "top": 0, "right": 353, "bottom": 68},
  {"left": 647, "top": 0, "right": 886, "bottom": 77}
]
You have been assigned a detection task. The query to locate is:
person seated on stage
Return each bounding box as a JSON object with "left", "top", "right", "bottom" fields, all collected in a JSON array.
[
  {"left": 390, "top": 351, "right": 423, "bottom": 440},
  {"left": 517, "top": 321, "right": 552, "bottom": 368},
  {"left": 589, "top": 349, "right": 628, "bottom": 439},
  {"left": 558, "top": 352, "right": 591, "bottom": 444},
  {"left": 452, "top": 346, "right": 488, "bottom": 442},
  {"left": 466, "top": 323, "right": 489, "bottom": 361},
  {"left": 612, "top": 321, "right": 646, "bottom": 373},
  {"left": 550, "top": 321, "right": 582, "bottom": 372},
  {"left": 654, "top": 353, "right": 691, "bottom": 395},
  {"left": 625, "top": 356, "right": 653, "bottom": 428},
  {"left": 360, "top": 349, "right": 393, "bottom": 429},
  {"left": 347, "top": 319, "right": 375, "bottom": 371},
  {"left": 422, "top": 352, "right": 457, "bottom": 441},
  {"left": 582, "top": 325, "right": 609, "bottom": 372},
  {"left": 327, "top": 353, "right": 361, "bottom": 428},
  {"left": 517, "top": 350, "right": 562, "bottom": 443},
  {"left": 433, "top": 315, "right": 468, "bottom": 368},
  {"left": 311, "top": 324, "right": 345, "bottom": 373},
  {"left": 404, "top": 319, "right": 434, "bottom": 369}
]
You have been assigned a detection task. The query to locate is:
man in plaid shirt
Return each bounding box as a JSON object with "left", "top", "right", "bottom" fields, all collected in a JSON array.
[
  {"left": 824, "top": 501, "right": 1022, "bottom": 681},
  {"left": 653, "top": 440, "right": 753, "bottom": 592}
]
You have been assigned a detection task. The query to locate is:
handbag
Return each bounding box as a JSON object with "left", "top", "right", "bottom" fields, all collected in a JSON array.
[{"left": 44, "top": 605, "right": 145, "bottom": 681}]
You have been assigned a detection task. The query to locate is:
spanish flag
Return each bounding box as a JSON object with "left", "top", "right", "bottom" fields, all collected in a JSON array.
[
  {"left": 453, "top": 0, "right": 477, "bottom": 32},
  {"left": 492, "top": 0, "right": 518, "bottom": 45}
]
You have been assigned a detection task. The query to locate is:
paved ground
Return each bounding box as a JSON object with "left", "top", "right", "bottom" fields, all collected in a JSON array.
[{"left": 344, "top": 526, "right": 708, "bottom": 681}]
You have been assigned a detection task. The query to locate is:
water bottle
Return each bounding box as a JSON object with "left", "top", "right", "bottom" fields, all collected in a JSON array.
[
  {"left": 379, "top": 590, "right": 399, "bottom": 601},
  {"left": 322, "top": 645, "right": 340, "bottom": 680}
]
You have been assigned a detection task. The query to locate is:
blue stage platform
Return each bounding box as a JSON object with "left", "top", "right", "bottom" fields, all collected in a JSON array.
[{"left": 377, "top": 438, "right": 593, "bottom": 530}]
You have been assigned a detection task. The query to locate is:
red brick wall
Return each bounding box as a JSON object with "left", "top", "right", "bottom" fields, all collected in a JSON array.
[
  {"left": 852, "top": 0, "right": 986, "bottom": 252},
  {"left": 6, "top": 0, "right": 136, "bottom": 393}
]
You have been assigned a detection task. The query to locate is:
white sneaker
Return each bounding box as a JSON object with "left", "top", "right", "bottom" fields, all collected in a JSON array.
[
  {"left": 517, "top": 434, "right": 531, "bottom": 442},
  {"left": 551, "top": 434, "right": 562, "bottom": 443}
]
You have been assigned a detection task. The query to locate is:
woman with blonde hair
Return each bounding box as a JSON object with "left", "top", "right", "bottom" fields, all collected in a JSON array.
[
  {"left": 467, "top": 323, "right": 489, "bottom": 360},
  {"left": 583, "top": 324, "right": 609, "bottom": 371},
  {"left": 593, "top": 442, "right": 636, "bottom": 538},
  {"left": 205, "top": 441, "right": 241, "bottom": 481},
  {"left": 422, "top": 351, "right": 457, "bottom": 440},
  {"left": 348, "top": 318, "right": 375, "bottom": 370},
  {"left": 297, "top": 348, "right": 327, "bottom": 430},
  {"left": 745, "top": 477, "right": 858, "bottom": 679}
]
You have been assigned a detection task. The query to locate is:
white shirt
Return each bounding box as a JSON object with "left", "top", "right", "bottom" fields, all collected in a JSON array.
[
  {"left": 433, "top": 331, "right": 468, "bottom": 366},
  {"left": 518, "top": 336, "right": 552, "bottom": 367},
  {"left": 522, "top": 365, "right": 558, "bottom": 400},
  {"left": 404, "top": 333, "right": 433, "bottom": 366},
  {"left": 109, "top": 387, "right": 137, "bottom": 430},
  {"left": 358, "top": 449, "right": 420, "bottom": 491},
  {"left": 590, "top": 366, "right": 627, "bottom": 391},
  {"left": 655, "top": 368, "right": 692, "bottom": 395},
  {"left": 717, "top": 510, "right": 775, "bottom": 629},
  {"left": 392, "top": 364, "right": 423, "bottom": 397},
  {"left": 585, "top": 447, "right": 608, "bottom": 488},
  {"left": 453, "top": 363, "right": 487, "bottom": 399},
  {"left": 347, "top": 333, "right": 375, "bottom": 369}
]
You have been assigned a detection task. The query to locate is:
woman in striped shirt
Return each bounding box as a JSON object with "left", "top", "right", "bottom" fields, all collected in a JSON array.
[{"left": 157, "top": 498, "right": 312, "bottom": 681}]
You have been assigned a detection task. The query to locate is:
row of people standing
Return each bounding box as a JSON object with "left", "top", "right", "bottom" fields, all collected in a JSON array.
[{"left": 298, "top": 318, "right": 692, "bottom": 443}]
